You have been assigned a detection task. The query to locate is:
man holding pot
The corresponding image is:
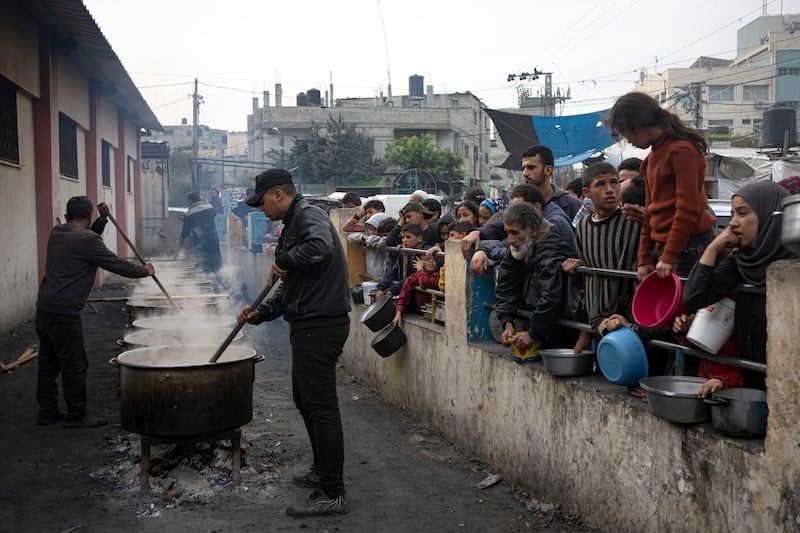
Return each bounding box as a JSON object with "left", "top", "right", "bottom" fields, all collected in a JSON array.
[{"left": 237, "top": 168, "right": 351, "bottom": 517}]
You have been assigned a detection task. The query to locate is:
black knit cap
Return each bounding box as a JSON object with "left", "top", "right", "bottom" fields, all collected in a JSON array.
[{"left": 246, "top": 168, "right": 294, "bottom": 207}]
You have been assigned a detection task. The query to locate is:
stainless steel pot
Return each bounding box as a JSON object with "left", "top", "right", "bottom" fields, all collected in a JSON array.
[
  {"left": 540, "top": 349, "right": 595, "bottom": 377},
  {"left": 119, "top": 327, "right": 244, "bottom": 348},
  {"left": 704, "top": 388, "right": 768, "bottom": 438},
  {"left": 360, "top": 295, "right": 396, "bottom": 332},
  {"left": 639, "top": 376, "right": 711, "bottom": 424},
  {"left": 780, "top": 194, "right": 800, "bottom": 255},
  {"left": 110, "top": 345, "right": 263, "bottom": 437}
]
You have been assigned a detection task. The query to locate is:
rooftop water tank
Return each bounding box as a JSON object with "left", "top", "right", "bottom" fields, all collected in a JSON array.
[
  {"left": 296, "top": 92, "right": 308, "bottom": 107},
  {"left": 307, "top": 88, "right": 321, "bottom": 106},
  {"left": 761, "top": 104, "right": 797, "bottom": 147},
  {"left": 409, "top": 75, "right": 424, "bottom": 98}
]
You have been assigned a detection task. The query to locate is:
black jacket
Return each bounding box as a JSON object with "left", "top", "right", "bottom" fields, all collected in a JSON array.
[
  {"left": 255, "top": 196, "right": 351, "bottom": 325},
  {"left": 494, "top": 230, "right": 581, "bottom": 343}
]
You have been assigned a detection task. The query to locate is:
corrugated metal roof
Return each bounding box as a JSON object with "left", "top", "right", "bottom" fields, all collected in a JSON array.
[{"left": 32, "top": 0, "right": 162, "bottom": 131}]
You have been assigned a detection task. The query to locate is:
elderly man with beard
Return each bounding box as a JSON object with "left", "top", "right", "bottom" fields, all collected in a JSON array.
[{"left": 495, "top": 202, "right": 581, "bottom": 354}]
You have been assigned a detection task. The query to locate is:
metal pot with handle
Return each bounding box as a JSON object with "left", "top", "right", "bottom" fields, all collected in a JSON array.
[
  {"left": 778, "top": 194, "right": 800, "bottom": 255},
  {"left": 703, "top": 388, "right": 768, "bottom": 438}
]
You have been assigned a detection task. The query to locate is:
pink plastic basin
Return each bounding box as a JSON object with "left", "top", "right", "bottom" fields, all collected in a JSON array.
[{"left": 632, "top": 271, "right": 687, "bottom": 328}]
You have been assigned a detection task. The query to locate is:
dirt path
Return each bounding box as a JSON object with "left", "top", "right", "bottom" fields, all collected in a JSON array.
[{"left": 0, "top": 283, "right": 596, "bottom": 532}]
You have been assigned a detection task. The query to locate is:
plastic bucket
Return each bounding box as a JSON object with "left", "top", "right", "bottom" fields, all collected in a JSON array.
[
  {"left": 362, "top": 281, "right": 378, "bottom": 306},
  {"left": 686, "top": 297, "right": 736, "bottom": 353},
  {"left": 596, "top": 326, "right": 649, "bottom": 387},
  {"left": 509, "top": 332, "right": 541, "bottom": 363},
  {"left": 632, "top": 271, "right": 687, "bottom": 328}
]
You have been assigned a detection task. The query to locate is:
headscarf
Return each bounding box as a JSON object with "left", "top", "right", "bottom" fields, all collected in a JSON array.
[
  {"left": 365, "top": 212, "right": 389, "bottom": 228},
  {"left": 479, "top": 198, "right": 505, "bottom": 215},
  {"left": 733, "top": 181, "right": 796, "bottom": 285}
]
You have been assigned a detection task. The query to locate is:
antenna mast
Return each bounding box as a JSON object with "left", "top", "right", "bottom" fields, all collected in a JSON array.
[{"left": 378, "top": 0, "right": 392, "bottom": 99}]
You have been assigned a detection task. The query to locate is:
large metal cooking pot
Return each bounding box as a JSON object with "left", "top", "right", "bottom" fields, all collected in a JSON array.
[
  {"left": 639, "top": 376, "right": 711, "bottom": 425},
  {"left": 110, "top": 345, "right": 263, "bottom": 437},
  {"left": 704, "top": 388, "right": 768, "bottom": 438},
  {"left": 780, "top": 194, "right": 800, "bottom": 255},
  {"left": 131, "top": 315, "right": 237, "bottom": 330},
  {"left": 360, "top": 295, "right": 396, "bottom": 332},
  {"left": 125, "top": 298, "right": 219, "bottom": 322},
  {"left": 540, "top": 349, "right": 595, "bottom": 377},
  {"left": 119, "top": 327, "right": 244, "bottom": 349}
]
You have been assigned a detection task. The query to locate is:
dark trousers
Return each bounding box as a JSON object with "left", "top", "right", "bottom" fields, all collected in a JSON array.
[
  {"left": 652, "top": 228, "right": 716, "bottom": 279},
  {"left": 36, "top": 309, "right": 88, "bottom": 421},
  {"left": 289, "top": 321, "right": 350, "bottom": 497}
]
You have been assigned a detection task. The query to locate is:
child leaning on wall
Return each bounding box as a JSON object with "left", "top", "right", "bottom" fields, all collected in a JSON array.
[
  {"left": 375, "top": 223, "right": 426, "bottom": 299},
  {"left": 424, "top": 221, "right": 473, "bottom": 292},
  {"left": 391, "top": 255, "right": 440, "bottom": 327}
]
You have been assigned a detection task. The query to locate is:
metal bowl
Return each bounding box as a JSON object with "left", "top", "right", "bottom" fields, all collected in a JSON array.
[
  {"left": 540, "top": 349, "right": 595, "bottom": 377},
  {"left": 639, "top": 376, "right": 710, "bottom": 424}
]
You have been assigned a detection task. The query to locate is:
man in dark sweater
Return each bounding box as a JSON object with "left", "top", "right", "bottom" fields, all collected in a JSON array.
[{"left": 36, "top": 196, "right": 154, "bottom": 428}]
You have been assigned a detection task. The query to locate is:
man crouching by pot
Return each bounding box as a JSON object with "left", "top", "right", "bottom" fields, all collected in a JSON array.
[
  {"left": 37, "top": 196, "right": 154, "bottom": 428},
  {"left": 236, "top": 169, "right": 351, "bottom": 517}
]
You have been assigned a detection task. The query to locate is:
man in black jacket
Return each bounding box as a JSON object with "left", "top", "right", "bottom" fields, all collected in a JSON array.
[
  {"left": 37, "top": 196, "right": 154, "bottom": 428},
  {"left": 237, "top": 169, "right": 351, "bottom": 517},
  {"left": 495, "top": 202, "right": 580, "bottom": 355}
]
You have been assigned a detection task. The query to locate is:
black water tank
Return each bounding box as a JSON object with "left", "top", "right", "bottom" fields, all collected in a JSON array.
[
  {"left": 409, "top": 75, "right": 424, "bottom": 97},
  {"left": 307, "top": 88, "right": 321, "bottom": 106},
  {"left": 296, "top": 92, "right": 308, "bottom": 107},
  {"left": 761, "top": 104, "right": 797, "bottom": 147}
]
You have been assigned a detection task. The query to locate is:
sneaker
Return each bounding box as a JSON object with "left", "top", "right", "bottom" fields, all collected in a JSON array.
[
  {"left": 36, "top": 412, "right": 65, "bottom": 426},
  {"left": 292, "top": 467, "right": 320, "bottom": 488},
  {"left": 286, "top": 489, "right": 349, "bottom": 517},
  {"left": 63, "top": 415, "right": 108, "bottom": 429}
]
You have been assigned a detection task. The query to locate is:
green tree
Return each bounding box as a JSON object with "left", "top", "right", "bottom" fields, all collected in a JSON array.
[
  {"left": 169, "top": 150, "right": 193, "bottom": 207},
  {"left": 287, "top": 115, "right": 384, "bottom": 187},
  {"left": 385, "top": 134, "right": 465, "bottom": 194}
]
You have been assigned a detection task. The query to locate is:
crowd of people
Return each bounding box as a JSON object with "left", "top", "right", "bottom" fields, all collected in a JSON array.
[{"left": 343, "top": 91, "right": 799, "bottom": 402}]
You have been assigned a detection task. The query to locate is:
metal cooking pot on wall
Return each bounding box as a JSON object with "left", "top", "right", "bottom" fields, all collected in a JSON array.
[
  {"left": 360, "top": 295, "right": 396, "bottom": 332},
  {"left": 779, "top": 194, "right": 800, "bottom": 255},
  {"left": 704, "top": 388, "right": 768, "bottom": 438},
  {"left": 639, "top": 376, "right": 711, "bottom": 425},
  {"left": 110, "top": 345, "right": 264, "bottom": 437}
]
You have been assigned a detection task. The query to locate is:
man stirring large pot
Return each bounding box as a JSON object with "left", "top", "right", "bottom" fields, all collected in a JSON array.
[{"left": 237, "top": 169, "right": 351, "bottom": 517}]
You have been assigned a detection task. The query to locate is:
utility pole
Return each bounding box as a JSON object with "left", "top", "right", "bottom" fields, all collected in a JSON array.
[
  {"left": 191, "top": 78, "right": 202, "bottom": 192},
  {"left": 691, "top": 82, "right": 703, "bottom": 129}
]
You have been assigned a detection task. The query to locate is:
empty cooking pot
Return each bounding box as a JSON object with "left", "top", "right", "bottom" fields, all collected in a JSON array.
[
  {"left": 639, "top": 376, "right": 710, "bottom": 425},
  {"left": 540, "top": 349, "right": 595, "bottom": 377},
  {"left": 360, "top": 295, "right": 396, "bottom": 332},
  {"left": 371, "top": 323, "right": 407, "bottom": 357},
  {"left": 704, "top": 388, "right": 768, "bottom": 438}
]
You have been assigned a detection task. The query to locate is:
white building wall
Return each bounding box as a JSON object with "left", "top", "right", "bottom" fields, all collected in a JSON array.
[{"left": 0, "top": 93, "right": 39, "bottom": 329}]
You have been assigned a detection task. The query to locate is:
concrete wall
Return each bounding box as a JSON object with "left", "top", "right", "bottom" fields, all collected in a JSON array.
[{"left": 338, "top": 219, "right": 799, "bottom": 532}]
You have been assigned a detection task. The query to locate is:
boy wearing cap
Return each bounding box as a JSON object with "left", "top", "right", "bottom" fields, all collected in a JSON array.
[
  {"left": 236, "top": 168, "right": 351, "bottom": 517},
  {"left": 384, "top": 201, "right": 440, "bottom": 248},
  {"left": 36, "top": 196, "right": 154, "bottom": 428}
]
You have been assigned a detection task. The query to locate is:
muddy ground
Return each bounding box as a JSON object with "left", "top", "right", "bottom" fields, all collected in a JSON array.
[{"left": 0, "top": 282, "right": 597, "bottom": 533}]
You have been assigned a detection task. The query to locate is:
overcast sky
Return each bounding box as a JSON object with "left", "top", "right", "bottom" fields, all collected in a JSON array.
[{"left": 82, "top": 0, "right": 799, "bottom": 132}]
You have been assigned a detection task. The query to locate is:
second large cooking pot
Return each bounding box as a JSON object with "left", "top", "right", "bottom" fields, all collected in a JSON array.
[
  {"left": 110, "top": 345, "right": 263, "bottom": 437},
  {"left": 119, "top": 327, "right": 244, "bottom": 348},
  {"left": 704, "top": 388, "right": 768, "bottom": 438}
]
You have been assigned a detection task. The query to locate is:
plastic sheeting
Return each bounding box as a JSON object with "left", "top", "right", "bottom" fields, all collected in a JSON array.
[{"left": 486, "top": 108, "right": 616, "bottom": 169}]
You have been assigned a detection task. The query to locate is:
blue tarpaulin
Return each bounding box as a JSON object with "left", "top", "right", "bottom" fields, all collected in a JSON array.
[{"left": 486, "top": 108, "right": 616, "bottom": 169}]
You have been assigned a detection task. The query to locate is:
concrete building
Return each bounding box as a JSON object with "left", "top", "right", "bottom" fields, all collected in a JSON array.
[
  {"left": 247, "top": 78, "right": 494, "bottom": 194},
  {"left": 150, "top": 119, "right": 228, "bottom": 156},
  {"left": 0, "top": 0, "right": 161, "bottom": 331},
  {"left": 637, "top": 14, "right": 800, "bottom": 141}
]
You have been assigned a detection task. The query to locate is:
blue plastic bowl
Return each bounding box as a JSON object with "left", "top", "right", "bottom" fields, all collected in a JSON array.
[{"left": 596, "top": 326, "right": 649, "bottom": 387}]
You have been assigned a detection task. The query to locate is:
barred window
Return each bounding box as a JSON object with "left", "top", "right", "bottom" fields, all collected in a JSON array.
[
  {"left": 59, "top": 113, "right": 78, "bottom": 179},
  {"left": 101, "top": 140, "right": 111, "bottom": 187},
  {"left": 0, "top": 76, "right": 19, "bottom": 164}
]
